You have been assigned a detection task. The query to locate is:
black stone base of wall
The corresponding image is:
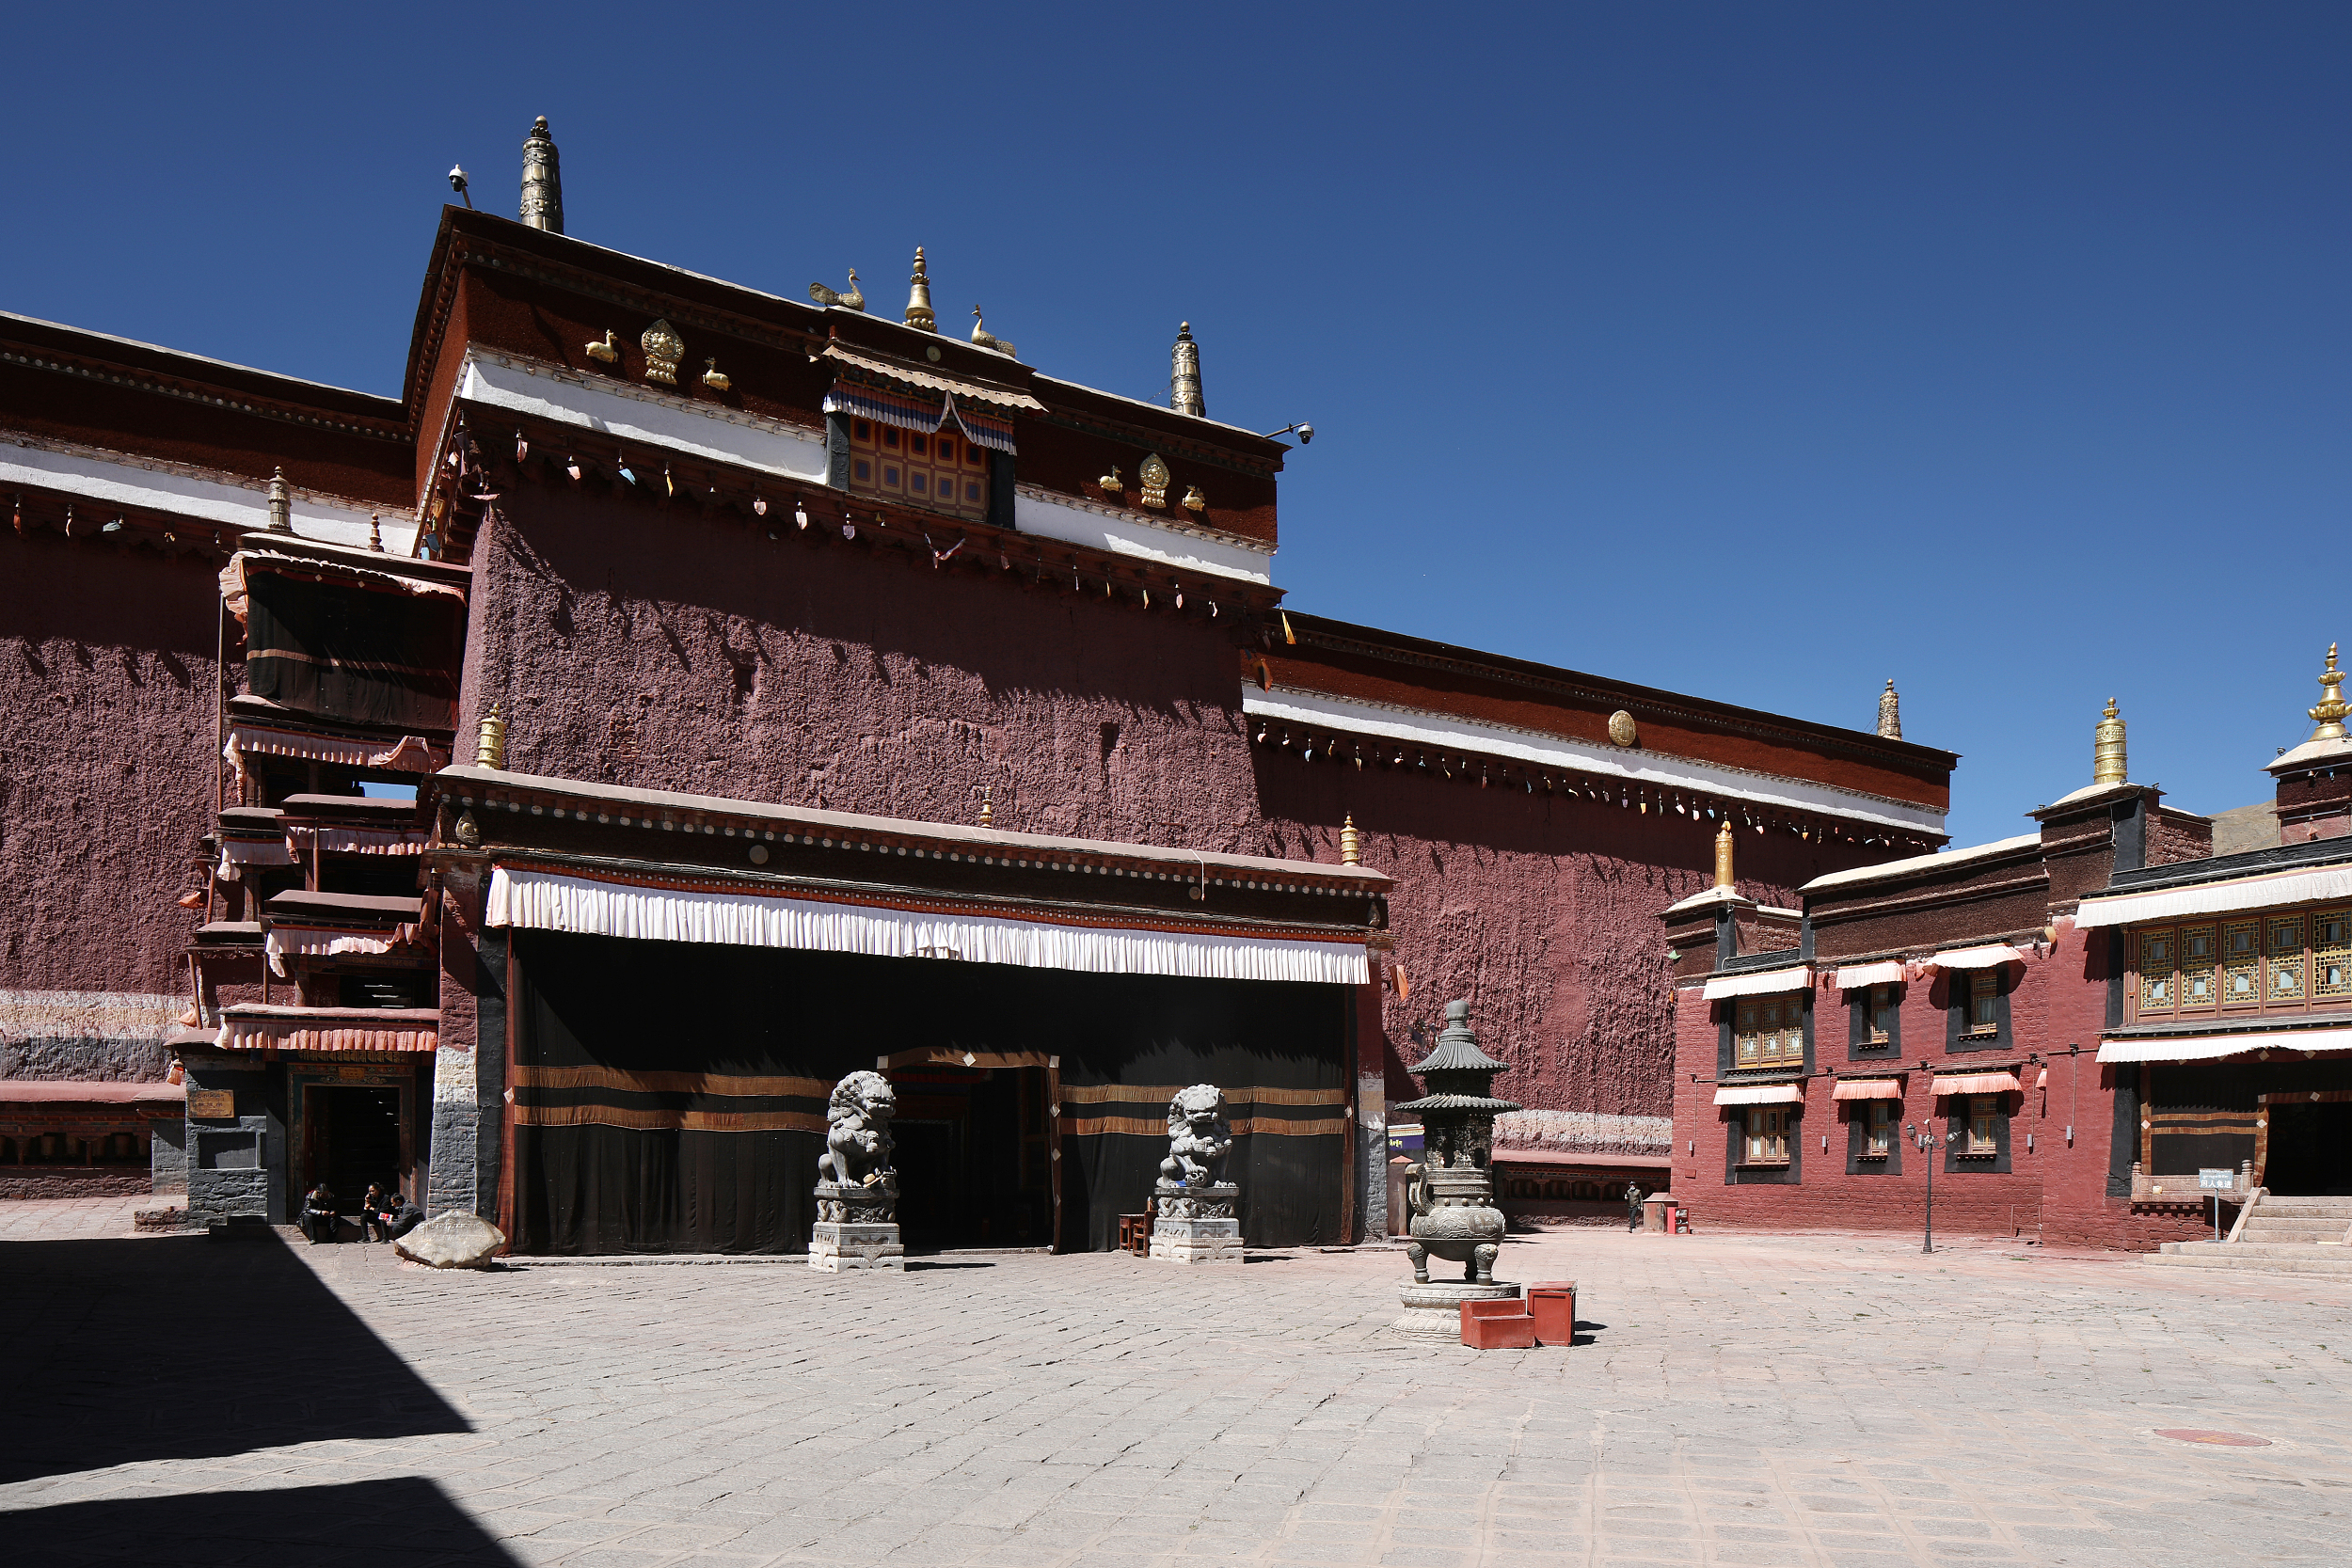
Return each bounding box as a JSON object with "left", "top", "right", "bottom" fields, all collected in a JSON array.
[{"left": 0, "top": 1169, "right": 151, "bottom": 1198}]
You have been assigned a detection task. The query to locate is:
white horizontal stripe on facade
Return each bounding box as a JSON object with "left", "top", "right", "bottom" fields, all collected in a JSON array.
[
  {"left": 1243, "top": 689, "right": 1948, "bottom": 836},
  {"left": 0, "top": 437, "right": 415, "bottom": 554},
  {"left": 457, "top": 352, "right": 832, "bottom": 485},
  {"left": 1702, "top": 967, "right": 1813, "bottom": 1001},
  {"left": 2074, "top": 865, "right": 2352, "bottom": 929},
  {"left": 485, "top": 866, "right": 1368, "bottom": 986},
  {"left": 1011, "top": 486, "right": 1273, "bottom": 585},
  {"left": 2096, "top": 1029, "right": 2352, "bottom": 1064}
]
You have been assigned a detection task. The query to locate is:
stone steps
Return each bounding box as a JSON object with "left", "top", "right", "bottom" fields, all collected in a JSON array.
[
  {"left": 2255, "top": 1199, "right": 2352, "bottom": 1220},
  {"left": 2240, "top": 1217, "right": 2352, "bottom": 1242},
  {"left": 2145, "top": 1243, "right": 2352, "bottom": 1276}
]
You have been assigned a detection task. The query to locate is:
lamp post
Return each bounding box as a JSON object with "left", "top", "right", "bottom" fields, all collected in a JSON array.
[{"left": 1907, "top": 1121, "right": 1940, "bottom": 1254}]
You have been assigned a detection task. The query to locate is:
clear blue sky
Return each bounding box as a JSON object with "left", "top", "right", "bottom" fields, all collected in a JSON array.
[{"left": 5, "top": 5, "right": 2343, "bottom": 847}]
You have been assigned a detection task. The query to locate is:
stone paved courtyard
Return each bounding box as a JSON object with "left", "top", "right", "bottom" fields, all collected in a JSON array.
[{"left": 6, "top": 1203, "right": 2352, "bottom": 1566}]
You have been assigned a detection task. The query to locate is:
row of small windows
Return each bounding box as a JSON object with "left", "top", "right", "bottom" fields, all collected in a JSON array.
[
  {"left": 2135, "top": 909, "right": 2352, "bottom": 1018},
  {"left": 1737, "top": 1097, "right": 1999, "bottom": 1167}
]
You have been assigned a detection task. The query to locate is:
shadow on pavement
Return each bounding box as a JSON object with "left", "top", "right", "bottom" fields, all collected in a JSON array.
[
  {"left": 2, "top": 1476, "right": 521, "bottom": 1566},
  {"left": 0, "top": 1232, "right": 469, "bottom": 1484}
]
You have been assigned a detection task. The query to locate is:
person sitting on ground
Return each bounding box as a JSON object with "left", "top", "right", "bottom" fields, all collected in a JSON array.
[
  {"left": 366, "top": 1186, "right": 424, "bottom": 1243},
  {"left": 359, "top": 1183, "right": 390, "bottom": 1243},
  {"left": 301, "top": 1182, "right": 340, "bottom": 1243}
]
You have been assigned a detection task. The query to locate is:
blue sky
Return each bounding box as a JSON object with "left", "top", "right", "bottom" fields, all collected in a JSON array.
[{"left": 5, "top": 5, "right": 2343, "bottom": 847}]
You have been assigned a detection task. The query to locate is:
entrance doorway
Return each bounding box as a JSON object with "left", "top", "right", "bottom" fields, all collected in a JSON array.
[
  {"left": 2265, "top": 1100, "right": 2352, "bottom": 1196},
  {"left": 307, "top": 1086, "right": 402, "bottom": 1214},
  {"left": 883, "top": 1063, "right": 1053, "bottom": 1251}
]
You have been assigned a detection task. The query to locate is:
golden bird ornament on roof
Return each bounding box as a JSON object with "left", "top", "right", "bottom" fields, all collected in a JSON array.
[{"left": 809, "top": 269, "right": 865, "bottom": 311}]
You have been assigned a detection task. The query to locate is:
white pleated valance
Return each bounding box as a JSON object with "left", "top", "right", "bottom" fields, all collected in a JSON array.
[
  {"left": 2075, "top": 864, "right": 2352, "bottom": 929},
  {"left": 1931, "top": 1071, "right": 2021, "bottom": 1097},
  {"left": 1831, "top": 1078, "right": 1903, "bottom": 1101},
  {"left": 1832, "top": 960, "right": 1906, "bottom": 990},
  {"left": 1713, "top": 1084, "right": 1802, "bottom": 1105},
  {"left": 2097, "top": 1029, "right": 2352, "bottom": 1064},
  {"left": 1701, "top": 966, "right": 1812, "bottom": 1001},
  {"left": 285, "top": 826, "right": 427, "bottom": 856},
  {"left": 484, "top": 866, "right": 1369, "bottom": 986},
  {"left": 1925, "top": 943, "right": 2025, "bottom": 971}
]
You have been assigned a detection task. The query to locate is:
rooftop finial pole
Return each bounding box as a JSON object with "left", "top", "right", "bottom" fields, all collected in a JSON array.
[
  {"left": 520, "top": 117, "right": 564, "bottom": 234},
  {"left": 1714, "top": 819, "right": 1735, "bottom": 890},
  {"left": 2092, "top": 698, "right": 2127, "bottom": 785},
  {"left": 2310, "top": 643, "right": 2348, "bottom": 742},
  {"left": 265, "top": 467, "right": 293, "bottom": 533},
  {"left": 1340, "top": 814, "right": 1361, "bottom": 866},
  {"left": 476, "top": 704, "right": 507, "bottom": 770},
  {"left": 1877, "top": 679, "right": 1902, "bottom": 740},
  {"left": 1170, "top": 322, "right": 1204, "bottom": 417},
  {"left": 904, "top": 247, "right": 936, "bottom": 332}
]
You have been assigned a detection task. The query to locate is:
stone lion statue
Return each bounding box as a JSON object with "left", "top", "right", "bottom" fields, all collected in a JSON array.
[
  {"left": 1158, "top": 1083, "right": 1232, "bottom": 1188},
  {"left": 818, "top": 1070, "right": 897, "bottom": 1188}
]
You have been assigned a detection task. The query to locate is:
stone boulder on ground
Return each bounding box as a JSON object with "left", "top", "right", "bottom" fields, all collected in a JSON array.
[{"left": 393, "top": 1212, "right": 507, "bottom": 1269}]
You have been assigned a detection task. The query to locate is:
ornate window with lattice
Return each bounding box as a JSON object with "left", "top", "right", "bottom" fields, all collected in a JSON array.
[
  {"left": 2269, "top": 915, "right": 2308, "bottom": 1003},
  {"left": 1734, "top": 997, "right": 1804, "bottom": 1069},
  {"left": 2180, "top": 925, "right": 2217, "bottom": 1009},
  {"left": 2222, "top": 921, "right": 2262, "bottom": 1007},
  {"left": 2137, "top": 927, "right": 2175, "bottom": 1011},
  {"left": 846, "top": 416, "right": 990, "bottom": 519},
  {"left": 1742, "top": 1105, "right": 1791, "bottom": 1164},
  {"left": 2316, "top": 910, "right": 2352, "bottom": 1000}
]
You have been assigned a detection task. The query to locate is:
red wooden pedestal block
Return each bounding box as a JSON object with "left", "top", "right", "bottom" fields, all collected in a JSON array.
[
  {"left": 1460, "top": 1297, "right": 1537, "bottom": 1349},
  {"left": 1526, "top": 1280, "right": 1577, "bottom": 1346}
]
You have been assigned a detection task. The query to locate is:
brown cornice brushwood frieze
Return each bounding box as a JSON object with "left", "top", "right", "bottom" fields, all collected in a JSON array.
[{"left": 0, "top": 350, "right": 405, "bottom": 443}]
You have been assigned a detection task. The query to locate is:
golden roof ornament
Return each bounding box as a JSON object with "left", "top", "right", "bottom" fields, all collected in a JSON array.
[
  {"left": 1099, "top": 464, "right": 1122, "bottom": 499},
  {"left": 1170, "top": 322, "right": 1204, "bottom": 418},
  {"left": 476, "top": 704, "right": 507, "bottom": 770},
  {"left": 519, "top": 117, "right": 564, "bottom": 235},
  {"left": 809, "top": 269, "right": 865, "bottom": 310},
  {"left": 970, "top": 307, "right": 1016, "bottom": 357},
  {"left": 1714, "top": 819, "right": 1736, "bottom": 890},
  {"left": 265, "top": 467, "right": 293, "bottom": 533},
  {"left": 366, "top": 513, "right": 383, "bottom": 552},
  {"left": 1182, "top": 484, "right": 1206, "bottom": 513},
  {"left": 640, "top": 320, "right": 683, "bottom": 386},
  {"left": 1138, "top": 453, "right": 1171, "bottom": 509},
  {"left": 2092, "top": 698, "right": 2127, "bottom": 786},
  {"left": 1340, "top": 814, "right": 1362, "bottom": 866},
  {"left": 2309, "top": 642, "right": 2348, "bottom": 742},
  {"left": 903, "top": 247, "right": 936, "bottom": 332},
  {"left": 1877, "top": 679, "right": 1901, "bottom": 739}
]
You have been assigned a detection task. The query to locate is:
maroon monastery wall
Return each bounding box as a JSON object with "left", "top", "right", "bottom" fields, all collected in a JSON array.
[{"left": 1, "top": 531, "right": 226, "bottom": 1078}]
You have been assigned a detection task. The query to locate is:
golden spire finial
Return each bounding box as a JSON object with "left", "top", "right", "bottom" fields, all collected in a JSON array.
[
  {"left": 2092, "top": 698, "right": 2127, "bottom": 785},
  {"left": 366, "top": 513, "right": 383, "bottom": 552},
  {"left": 1170, "top": 322, "right": 1204, "bottom": 418},
  {"left": 2309, "top": 642, "right": 2348, "bottom": 742},
  {"left": 1713, "top": 819, "right": 1735, "bottom": 890},
  {"left": 1877, "top": 678, "right": 1901, "bottom": 739},
  {"left": 903, "top": 247, "right": 936, "bottom": 332},
  {"left": 265, "top": 467, "right": 292, "bottom": 533},
  {"left": 520, "top": 117, "right": 564, "bottom": 234},
  {"left": 1340, "top": 814, "right": 1362, "bottom": 866},
  {"left": 475, "top": 704, "right": 507, "bottom": 770}
]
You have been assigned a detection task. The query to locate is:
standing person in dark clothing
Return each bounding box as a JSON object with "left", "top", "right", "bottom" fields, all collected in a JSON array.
[
  {"left": 1624, "top": 1180, "right": 1645, "bottom": 1232},
  {"left": 301, "top": 1182, "right": 340, "bottom": 1243}
]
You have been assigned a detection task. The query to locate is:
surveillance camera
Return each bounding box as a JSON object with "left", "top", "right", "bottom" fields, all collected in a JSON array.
[
  {"left": 447, "top": 165, "right": 469, "bottom": 194},
  {"left": 1296, "top": 424, "right": 1313, "bottom": 445}
]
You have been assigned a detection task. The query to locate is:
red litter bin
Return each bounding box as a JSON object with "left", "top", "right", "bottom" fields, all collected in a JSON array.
[{"left": 1526, "top": 1280, "right": 1576, "bottom": 1346}]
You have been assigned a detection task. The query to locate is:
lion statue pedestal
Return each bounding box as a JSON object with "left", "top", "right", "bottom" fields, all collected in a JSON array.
[
  {"left": 1149, "top": 1085, "right": 1242, "bottom": 1265},
  {"left": 810, "top": 1070, "right": 904, "bottom": 1273}
]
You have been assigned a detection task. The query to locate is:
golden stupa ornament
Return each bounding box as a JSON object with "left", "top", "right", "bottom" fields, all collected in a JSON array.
[
  {"left": 2092, "top": 698, "right": 2127, "bottom": 786},
  {"left": 2309, "top": 643, "right": 2348, "bottom": 742},
  {"left": 1878, "top": 679, "right": 1901, "bottom": 739},
  {"left": 476, "top": 704, "right": 508, "bottom": 770},
  {"left": 1714, "top": 819, "right": 1736, "bottom": 890},
  {"left": 903, "top": 247, "right": 936, "bottom": 332},
  {"left": 1170, "top": 322, "right": 1204, "bottom": 418},
  {"left": 1138, "top": 453, "right": 1171, "bottom": 509},
  {"left": 1340, "top": 814, "right": 1362, "bottom": 866},
  {"left": 640, "top": 320, "right": 684, "bottom": 386},
  {"left": 265, "top": 467, "right": 293, "bottom": 533}
]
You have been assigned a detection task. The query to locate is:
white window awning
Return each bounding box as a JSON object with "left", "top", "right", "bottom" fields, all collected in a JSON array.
[
  {"left": 1713, "top": 1083, "right": 1804, "bottom": 1105},
  {"left": 484, "top": 865, "right": 1369, "bottom": 986},
  {"left": 1931, "top": 1071, "right": 2022, "bottom": 1096},
  {"left": 1923, "top": 943, "right": 2025, "bottom": 972},
  {"left": 1831, "top": 1078, "right": 1904, "bottom": 1101},
  {"left": 2075, "top": 864, "right": 2352, "bottom": 929},
  {"left": 1701, "top": 965, "right": 1812, "bottom": 1001},
  {"left": 1832, "top": 960, "right": 1905, "bottom": 990},
  {"left": 2096, "top": 1029, "right": 2352, "bottom": 1064}
]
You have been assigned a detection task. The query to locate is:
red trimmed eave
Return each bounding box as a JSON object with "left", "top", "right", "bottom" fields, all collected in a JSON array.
[
  {"left": 1263, "top": 612, "right": 1955, "bottom": 812},
  {"left": 0, "top": 1081, "right": 186, "bottom": 1104}
]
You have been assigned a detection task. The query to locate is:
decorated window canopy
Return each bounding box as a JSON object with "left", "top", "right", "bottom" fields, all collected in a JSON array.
[
  {"left": 824, "top": 381, "right": 1017, "bottom": 455},
  {"left": 1714, "top": 1083, "right": 1803, "bottom": 1105},
  {"left": 215, "top": 1005, "right": 439, "bottom": 1054},
  {"left": 1830, "top": 1078, "right": 1903, "bottom": 1101},
  {"left": 1922, "top": 943, "right": 2025, "bottom": 972},
  {"left": 1702, "top": 965, "right": 1812, "bottom": 1001},
  {"left": 1931, "top": 1071, "right": 2021, "bottom": 1097},
  {"left": 2097, "top": 1028, "right": 2352, "bottom": 1064},
  {"left": 1832, "top": 960, "right": 1906, "bottom": 990},
  {"left": 221, "top": 553, "right": 465, "bottom": 733},
  {"left": 2075, "top": 863, "right": 2352, "bottom": 929}
]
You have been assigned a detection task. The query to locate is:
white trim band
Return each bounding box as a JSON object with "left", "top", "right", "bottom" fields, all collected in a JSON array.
[
  {"left": 1713, "top": 1084, "right": 1802, "bottom": 1105},
  {"left": 0, "top": 436, "right": 416, "bottom": 554},
  {"left": 1832, "top": 960, "right": 1906, "bottom": 990},
  {"left": 2075, "top": 865, "right": 2352, "bottom": 929},
  {"left": 1013, "top": 485, "right": 1273, "bottom": 585},
  {"left": 2097, "top": 1029, "right": 2352, "bottom": 1064},
  {"left": 457, "top": 351, "right": 832, "bottom": 486},
  {"left": 484, "top": 866, "right": 1368, "bottom": 986},
  {"left": 1244, "top": 688, "right": 1947, "bottom": 836},
  {"left": 1702, "top": 966, "right": 1812, "bottom": 1001}
]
